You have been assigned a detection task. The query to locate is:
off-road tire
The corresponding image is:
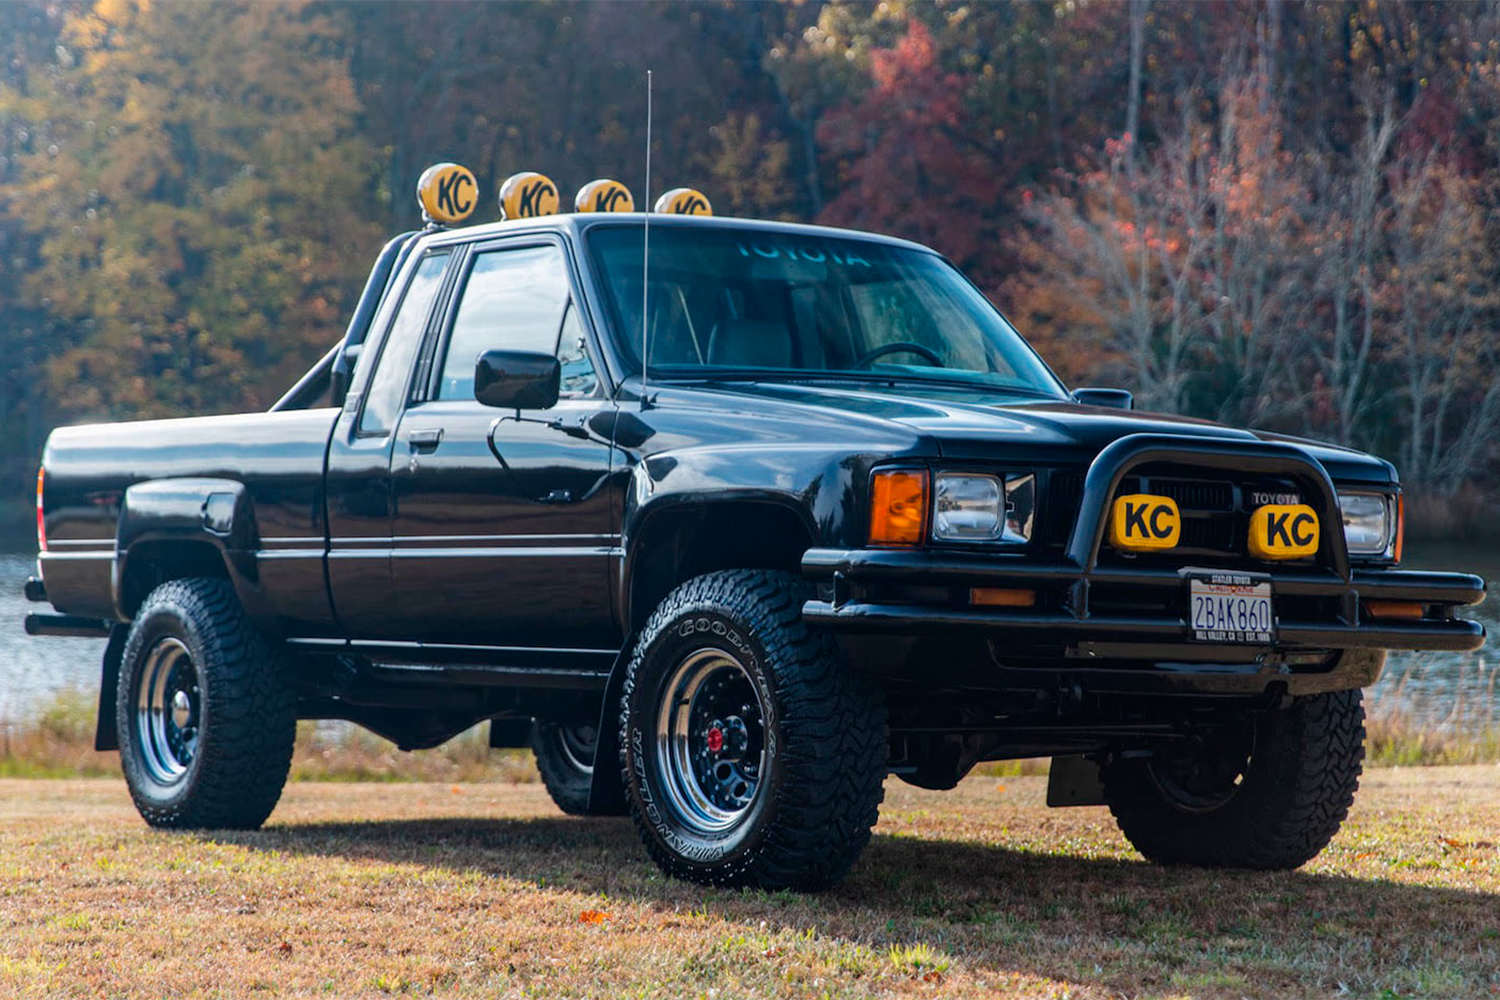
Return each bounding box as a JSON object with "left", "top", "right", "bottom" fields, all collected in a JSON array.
[
  {"left": 532, "top": 720, "right": 625, "bottom": 816},
  {"left": 1102, "top": 689, "right": 1365, "bottom": 869},
  {"left": 620, "top": 570, "right": 887, "bottom": 890},
  {"left": 117, "top": 577, "right": 296, "bottom": 829}
]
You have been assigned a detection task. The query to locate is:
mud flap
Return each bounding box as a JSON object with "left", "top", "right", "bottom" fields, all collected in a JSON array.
[
  {"left": 1046, "top": 754, "right": 1107, "bottom": 807},
  {"left": 585, "top": 636, "right": 635, "bottom": 815},
  {"left": 93, "top": 624, "right": 129, "bottom": 751}
]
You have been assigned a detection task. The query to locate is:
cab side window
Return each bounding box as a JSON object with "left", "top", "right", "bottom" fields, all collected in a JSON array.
[
  {"left": 360, "top": 252, "right": 450, "bottom": 435},
  {"left": 438, "top": 245, "right": 571, "bottom": 401}
]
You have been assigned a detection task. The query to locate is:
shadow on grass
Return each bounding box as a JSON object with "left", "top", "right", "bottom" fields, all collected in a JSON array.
[{"left": 208, "top": 813, "right": 1500, "bottom": 995}]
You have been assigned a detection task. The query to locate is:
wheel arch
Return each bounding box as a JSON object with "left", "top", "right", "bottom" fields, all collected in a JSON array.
[
  {"left": 620, "top": 494, "right": 817, "bottom": 633},
  {"left": 114, "top": 478, "right": 269, "bottom": 623}
]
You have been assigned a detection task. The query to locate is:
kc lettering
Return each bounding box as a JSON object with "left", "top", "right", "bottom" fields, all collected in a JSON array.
[
  {"left": 595, "top": 188, "right": 629, "bottom": 211},
  {"left": 518, "top": 181, "right": 546, "bottom": 215},
  {"left": 437, "top": 171, "right": 474, "bottom": 216}
]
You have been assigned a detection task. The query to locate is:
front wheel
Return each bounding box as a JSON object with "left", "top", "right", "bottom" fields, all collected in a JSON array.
[
  {"left": 1102, "top": 689, "right": 1365, "bottom": 869},
  {"left": 117, "top": 578, "right": 296, "bottom": 829},
  {"left": 620, "top": 570, "right": 887, "bottom": 890}
]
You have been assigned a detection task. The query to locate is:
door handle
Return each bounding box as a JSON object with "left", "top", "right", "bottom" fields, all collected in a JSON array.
[
  {"left": 408, "top": 428, "right": 443, "bottom": 449},
  {"left": 541, "top": 489, "right": 573, "bottom": 504}
]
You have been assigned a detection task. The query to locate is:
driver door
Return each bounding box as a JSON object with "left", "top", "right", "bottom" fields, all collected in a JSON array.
[{"left": 385, "top": 239, "right": 620, "bottom": 650}]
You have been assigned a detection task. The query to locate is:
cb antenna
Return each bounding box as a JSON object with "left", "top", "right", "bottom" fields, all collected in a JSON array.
[{"left": 640, "top": 69, "right": 653, "bottom": 410}]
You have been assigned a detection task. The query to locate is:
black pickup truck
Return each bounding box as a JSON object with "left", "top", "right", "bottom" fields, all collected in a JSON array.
[{"left": 25, "top": 168, "right": 1486, "bottom": 891}]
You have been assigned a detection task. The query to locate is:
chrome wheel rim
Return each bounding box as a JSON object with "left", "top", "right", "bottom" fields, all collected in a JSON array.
[
  {"left": 655, "top": 648, "right": 767, "bottom": 834},
  {"left": 557, "top": 724, "right": 597, "bottom": 775},
  {"left": 135, "top": 637, "right": 201, "bottom": 786}
]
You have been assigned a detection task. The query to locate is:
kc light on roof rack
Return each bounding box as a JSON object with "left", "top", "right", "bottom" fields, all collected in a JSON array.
[
  {"left": 499, "top": 171, "right": 560, "bottom": 219},
  {"left": 653, "top": 188, "right": 713, "bottom": 215},
  {"left": 416, "top": 162, "right": 477, "bottom": 226},
  {"left": 575, "top": 179, "right": 634, "bottom": 213}
]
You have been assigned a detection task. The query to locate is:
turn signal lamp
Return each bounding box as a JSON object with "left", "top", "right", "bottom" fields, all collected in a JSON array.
[
  {"left": 35, "top": 466, "right": 45, "bottom": 552},
  {"left": 869, "top": 470, "right": 928, "bottom": 546},
  {"left": 970, "top": 588, "right": 1036, "bottom": 608},
  {"left": 1365, "top": 600, "right": 1424, "bottom": 620},
  {"left": 1393, "top": 493, "right": 1405, "bottom": 565}
]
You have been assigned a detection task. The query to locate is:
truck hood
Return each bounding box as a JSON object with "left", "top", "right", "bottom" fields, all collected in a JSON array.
[{"left": 669, "top": 380, "right": 1396, "bottom": 484}]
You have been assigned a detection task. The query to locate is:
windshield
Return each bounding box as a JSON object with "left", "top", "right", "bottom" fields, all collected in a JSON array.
[{"left": 586, "top": 225, "right": 1065, "bottom": 396}]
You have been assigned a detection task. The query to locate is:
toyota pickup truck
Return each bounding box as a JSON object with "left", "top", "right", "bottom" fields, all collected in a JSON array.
[{"left": 24, "top": 165, "right": 1487, "bottom": 891}]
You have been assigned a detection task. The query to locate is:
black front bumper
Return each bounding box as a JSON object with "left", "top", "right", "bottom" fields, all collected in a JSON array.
[
  {"left": 801, "top": 434, "right": 1486, "bottom": 696},
  {"left": 802, "top": 548, "right": 1485, "bottom": 653}
]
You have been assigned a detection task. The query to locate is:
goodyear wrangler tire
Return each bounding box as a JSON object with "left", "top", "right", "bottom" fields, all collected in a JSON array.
[
  {"left": 1102, "top": 689, "right": 1365, "bottom": 869},
  {"left": 620, "top": 570, "right": 887, "bottom": 890},
  {"left": 532, "top": 720, "right": 626, "bottom": 816},
  {"left": 117, "top": 578, "right": 296, "bottom": 830}
]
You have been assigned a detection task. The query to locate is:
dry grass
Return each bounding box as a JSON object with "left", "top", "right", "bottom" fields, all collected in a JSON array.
[
  {"left": 0, "top": 690, "right": 539, "bottom": 783},
  {"left": 2, "top": 769, "right": 1499, "bottom": 998}
]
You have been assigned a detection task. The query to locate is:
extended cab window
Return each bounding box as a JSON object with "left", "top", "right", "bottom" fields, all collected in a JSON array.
[
  {"left": 360, "top": 252, "right": 449, "bottom": 434},
  {"left": 438, "top": 244, "right": 574, "bottom": 401}
]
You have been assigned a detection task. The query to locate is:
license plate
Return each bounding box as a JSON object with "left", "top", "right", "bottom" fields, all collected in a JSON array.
[{"left": 1187, "top": 572, "right": 1275, "bottom": 643}]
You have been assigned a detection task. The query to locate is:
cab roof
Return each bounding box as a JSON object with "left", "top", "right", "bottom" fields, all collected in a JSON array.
[{"left": 413, "top": 211, "right": 939, "bottom": 257}]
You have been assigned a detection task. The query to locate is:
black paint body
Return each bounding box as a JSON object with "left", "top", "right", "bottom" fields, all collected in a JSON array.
[{"left": 28, "top": 215, "right": 1487, "bottom": 764}]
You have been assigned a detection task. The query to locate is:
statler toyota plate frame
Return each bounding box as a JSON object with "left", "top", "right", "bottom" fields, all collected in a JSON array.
[{"left": 1185, "top": 569, "right": 1275, "bottom": 644}]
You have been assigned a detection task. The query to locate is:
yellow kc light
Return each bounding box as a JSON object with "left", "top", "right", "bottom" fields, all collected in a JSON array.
[
  {"left": 1248, "top": 504, "right": 1319, "bottom": 560},
  {"left": 1109, "top": 494, "right": 1181, "bottom": 552},
  {"left": 653, "top": 188, "right": 713, "bottom": 215},
  {"left": 499, "top": 171, "right": 560, "bottom": 220},
  {"left": 416, "top": 162, "right": 478, "bottom": 226},
  {"left": 575, "top": 179, "right": 634, "bottom": 213}
]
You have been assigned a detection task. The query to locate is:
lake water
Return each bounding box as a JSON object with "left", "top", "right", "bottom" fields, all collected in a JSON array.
[{"left": 1, "top": 544, "right": 1496, "bottom": 730}]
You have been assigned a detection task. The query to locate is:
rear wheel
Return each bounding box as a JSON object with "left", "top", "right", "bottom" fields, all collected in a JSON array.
[
  {"left": 620, "top": 570, "right": 887, "bottom": 890},
  {"left": 1102, "top": 689, "right": 1365, "bottom": 869},
  {"left": 117, "top": 578, "right": 295, "bottom": 830},
  {"left": 532, "top": 720, "right": 625, "bottom": 816}
]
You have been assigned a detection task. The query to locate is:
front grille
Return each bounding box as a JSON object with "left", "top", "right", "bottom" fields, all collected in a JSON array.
[{"left": 1125, "top": 477, "right": 1235, "bottom": 512}]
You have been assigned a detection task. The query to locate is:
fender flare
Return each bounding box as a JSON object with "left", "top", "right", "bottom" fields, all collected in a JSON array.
[{"left": 113, "top": 478, "right": 271, "bottom": 624}]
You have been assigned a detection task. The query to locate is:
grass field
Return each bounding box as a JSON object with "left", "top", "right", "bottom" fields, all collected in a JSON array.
[{"left": 2, "top": 769, "right": 1498, "bottom": 999}]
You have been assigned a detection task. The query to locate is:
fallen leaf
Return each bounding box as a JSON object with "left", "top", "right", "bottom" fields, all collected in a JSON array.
[
  {"left": 994, "top": 784, "right": 1007, "bottom": 793},
  {"left": 450, "top": 785, "right": 464, "bottom": 795},
  {"left": 277, "top": 941, "right": 293, "bottom": 955},
  {"left": 578, "top": 910, "right": 609, "bottom": 925},
  {"left": 1354, "top": 852, "right": 1377, "bottom": 860},
  {"left": 922, "top": 970, "right": 945, "bottom": 984},
  {"left": 762, "top": 946, "right": 782, "bottom": 958}
]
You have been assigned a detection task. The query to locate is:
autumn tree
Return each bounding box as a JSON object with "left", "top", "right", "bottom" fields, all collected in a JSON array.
[{"left": 0, "top": 0, "right": 382, "bottom": 421}]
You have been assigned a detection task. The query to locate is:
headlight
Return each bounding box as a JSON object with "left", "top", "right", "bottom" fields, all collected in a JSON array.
[
  {"left": 935, "top": 474, "right": 1002, "bottom": 540},
  {"left": 932, "top": 472, "right": 1036, "bottom": 544},
  {"left": 1338, "top": 491, "right": 1396, "bottom": 557}
]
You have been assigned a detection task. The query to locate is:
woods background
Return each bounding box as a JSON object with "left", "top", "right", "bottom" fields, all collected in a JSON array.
[{"left": 2, "top": 0, "right": 1498, "bottom": 535}]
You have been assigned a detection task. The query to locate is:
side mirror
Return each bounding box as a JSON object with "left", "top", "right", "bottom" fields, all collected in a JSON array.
[
  {"left": 1072, "top": 387, "right": 1134, "bottom": 410},
  {"left": 475, "top": 350, "right": 560, "bottom": 410}
]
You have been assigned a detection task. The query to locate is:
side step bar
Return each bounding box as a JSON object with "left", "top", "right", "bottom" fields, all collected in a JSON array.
[{"left": 24, "top": 613, "right": 113, "bottom": 638}]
